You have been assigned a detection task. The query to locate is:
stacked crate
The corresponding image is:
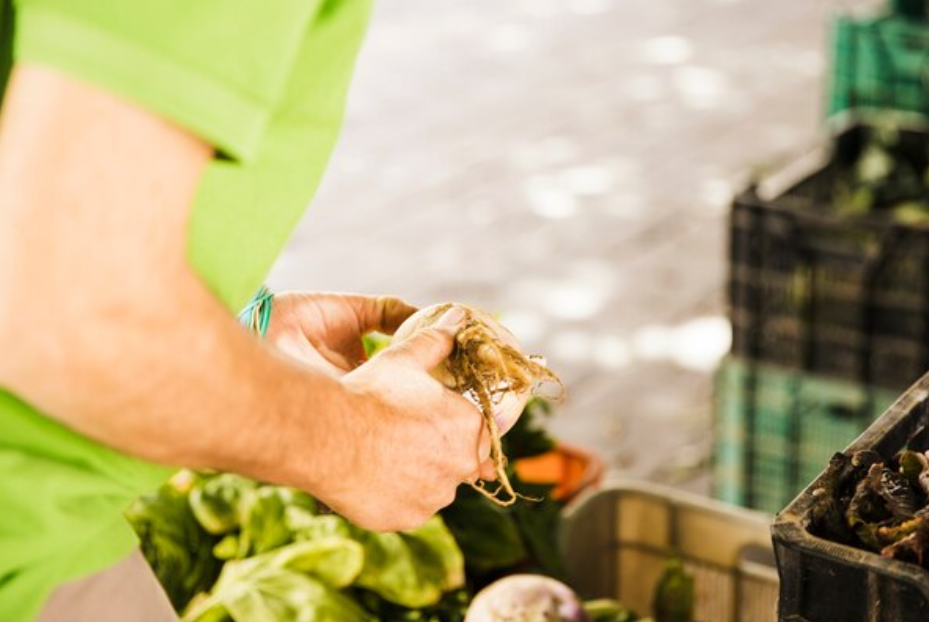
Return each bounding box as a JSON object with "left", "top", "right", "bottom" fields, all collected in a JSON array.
[{"left": 712, "top": 1, "right": 929, "bottom": 514}]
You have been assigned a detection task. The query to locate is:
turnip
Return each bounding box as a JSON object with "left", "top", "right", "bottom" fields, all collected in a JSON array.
[
  {"left": 463, "top": 574, "right": 588, "bottom": 622},
  {"left": 393, "top": 303, "right": 562, "bottom": 506}
]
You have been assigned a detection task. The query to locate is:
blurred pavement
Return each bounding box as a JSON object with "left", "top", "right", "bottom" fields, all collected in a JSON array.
[{"left": 269, "top": 0, "right": 842, "bottom": 494}]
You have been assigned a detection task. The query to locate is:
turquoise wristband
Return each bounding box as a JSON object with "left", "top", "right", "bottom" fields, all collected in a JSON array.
[{"left": 238, "top": 285, "right": 274, "bottom": 337}]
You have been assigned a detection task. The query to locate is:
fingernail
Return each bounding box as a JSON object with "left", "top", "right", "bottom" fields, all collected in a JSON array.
[{"left": 435, "top": 306, "right": 466, "bottom": 329}]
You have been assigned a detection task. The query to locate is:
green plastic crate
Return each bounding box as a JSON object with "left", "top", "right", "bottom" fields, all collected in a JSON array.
[
  {"left": 712, "top": 357, "right": 897, "bottom": 514},
  {"left": 829, "top": 11, "right": 929, "bottom": 122}
]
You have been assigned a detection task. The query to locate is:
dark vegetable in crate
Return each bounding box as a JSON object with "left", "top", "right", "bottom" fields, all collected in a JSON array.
[{"left": 804, "top": 448, "right": 929, "bottom": 564}]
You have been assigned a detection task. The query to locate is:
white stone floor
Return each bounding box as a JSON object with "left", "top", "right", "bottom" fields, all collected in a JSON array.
[{"left": 269, "top": 0, "right": 872, "bottom": 495}]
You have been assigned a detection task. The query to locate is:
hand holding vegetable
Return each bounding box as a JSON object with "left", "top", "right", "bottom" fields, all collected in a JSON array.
[
  {"left": 262, "top": 293, "right": 494, "bottom": 529},
  {"left": 310, "top": 306, "right": 492, "bottom": 531},
  {"left": 264, "top": 292, "right": 417, "bottom": 376},
  {"left": 394, "top": 304, "right": 562, "bottom": 506},
  {"left": 259, "top": 297, "right": 559, "bottom": 527}
]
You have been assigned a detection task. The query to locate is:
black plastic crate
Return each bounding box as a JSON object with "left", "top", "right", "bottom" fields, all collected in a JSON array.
[
  {"left": 892, "top": 0, "right": 928, "bottom": 19},
  {"left": 729, "top": 124, "right": 929, "bottom": 391},
  {"left": 771, "top": 372, "right": 929, "bottom": 622}
]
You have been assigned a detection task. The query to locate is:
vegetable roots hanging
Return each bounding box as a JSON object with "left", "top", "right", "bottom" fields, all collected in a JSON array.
[{"left": 393, "top": 303, "right": 563, "bottom": 506}]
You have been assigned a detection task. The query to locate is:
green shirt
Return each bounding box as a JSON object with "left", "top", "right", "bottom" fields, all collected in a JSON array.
[{"left": 0, "top": 2, "right": 372, "bottom": 620}]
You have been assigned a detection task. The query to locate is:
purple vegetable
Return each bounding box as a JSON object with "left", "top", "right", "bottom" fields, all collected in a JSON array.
[{"left": 464, "top": 574, "right": 589, "bottom": 622}]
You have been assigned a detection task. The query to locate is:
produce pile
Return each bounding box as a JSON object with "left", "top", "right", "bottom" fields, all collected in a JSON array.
[
  {"left": 805, "top": 449, "right": 929, "bottom": 565},
  {"left": 830, "top": 120, "right": 929, "bottom": 222},
  {"left": 128, "top": 399, "right": 697, "bottom": 622}
]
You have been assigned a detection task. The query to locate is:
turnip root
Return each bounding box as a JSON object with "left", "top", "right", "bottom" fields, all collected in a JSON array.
[
  {"left": 463, "top": 574, "right": 588, "bottom": 622},
  {"left": 393, "top": 303, "right": 562, "bottom": 506}
]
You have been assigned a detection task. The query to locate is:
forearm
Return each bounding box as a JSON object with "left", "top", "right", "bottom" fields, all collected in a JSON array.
[{"left": 0, "top": 271, "right": 352, "bottom": 490}]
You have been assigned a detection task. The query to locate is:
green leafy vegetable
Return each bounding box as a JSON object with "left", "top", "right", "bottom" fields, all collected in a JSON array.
[
  {"left": 126, "top": 474, "right": 223, "bottom": 611},
  {"left": 504, "top": 398, "right": 557, "bottom": 461},
  {"left": 184, "top": 538, "right": 368, "bottom": 622},
  {"left": 354, "top": 516, "right": 465, "bottom": 608},
  {"left": 237, "top": 486, "right": 293, "bottom": 557},
  {"left": 583, "top": 599, "right": 641, "bottom": 622},
  {"left": 510, "top": 479, "right": 567, "bottom": 580},
  {"left": 288, "top": 512, "right": 352, "bottom": 542},
  {"left": 130, "top": 397, "right": 608, "bottom": 622},
  {"left": 185, "top": 567, "right": 371, "bottom": 622},
  {"left": 440, "top": 487, "right": 528, "bottom": 575}
]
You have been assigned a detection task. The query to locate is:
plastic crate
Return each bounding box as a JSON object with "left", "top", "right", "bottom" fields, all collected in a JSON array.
[
  {"left": 729, "top": 124, "right": 929, "bottom": 392},
  {"left": 560, "top": 482, "right": 779, "bottom": 622},
  {"left": 771, "top": 372, "right": 929, "bottom": 622},
  {"left": 713, "top": 357, "right": 897, "bottom": 515},
  {"left": 829, "top": 10, "right": 929, "bottom": 123}
]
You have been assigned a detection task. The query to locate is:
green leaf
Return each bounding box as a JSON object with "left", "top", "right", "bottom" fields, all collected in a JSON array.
[
  {"left": 184, "top": 540, "right": 370, "bottom": 622},
  {"left": 126, "top": 477, "right": 223, "bottom": 611},
  {"left": 185, "top": 567, "right": 372, "bottom": 622},
  {"left": 503, "top": 398, "right": 556, "bottom": 461},
  {"left": 188, "top": 473, "right": 257, "bottom": 535},
  {"left": 213, "top": 535, "right": 240, "bottom": 561},
  {"left": 224, "top": 588, "right": 291, "bottom": 622},
  {"left": 278, "top": 538, "right": 365, "bottom": 589},
  {"left": 277, "top": 487, "right": 319, "bottom": 515},
  {"left": 288, "top": 511, "right": 352, "bottom": 542},
  {"left": 440, "top": 487, "right": 527, "bottom": 574},
  {"left": 511, "top": 479, "right": 567, "bottom": 580},
  {"left": 583, "top": 599, "right": 640, "bottom": 622},
  {"left": 362, "top": 333, "right": 391, "bottom": 357},
  {"left": 354, "top": 516, "right": 465, "bottom": 608},
  {"left": 222, "top": 539, "right": 365, "bottom": 590},
  {"left": 237, "top": 486, "right": 294, "bottom": 557}
]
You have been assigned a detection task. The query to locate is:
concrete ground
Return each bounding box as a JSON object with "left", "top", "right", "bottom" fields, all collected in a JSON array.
[{"left": 269, "top": 0, "right": 868, "bottom": 496}]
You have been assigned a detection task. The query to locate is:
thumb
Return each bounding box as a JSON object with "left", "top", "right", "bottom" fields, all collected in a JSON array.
[{"left": 388, "top": 306, "right": 466, "bottom": 370}]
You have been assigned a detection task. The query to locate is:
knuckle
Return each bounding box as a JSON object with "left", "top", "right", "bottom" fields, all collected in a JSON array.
[{"left": 420, "top": 327, "right": 449, "bottom": 349}]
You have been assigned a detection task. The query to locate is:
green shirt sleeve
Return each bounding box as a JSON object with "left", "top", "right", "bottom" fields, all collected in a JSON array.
[{"left": 13, "top": 0, "right": 324, "bottom": 161}]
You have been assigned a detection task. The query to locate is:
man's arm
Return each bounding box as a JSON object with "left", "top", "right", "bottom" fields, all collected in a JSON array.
[{"left": 0, "top": 64, "right": 484, "bottom": 531}]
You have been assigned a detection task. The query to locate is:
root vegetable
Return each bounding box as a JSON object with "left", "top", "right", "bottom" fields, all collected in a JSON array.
[
  {"left": 393, "top": 303, "right": 562, "bottom": 506},
  {"left": 463, "top": 574, "right": 588, "bottom": 622}
]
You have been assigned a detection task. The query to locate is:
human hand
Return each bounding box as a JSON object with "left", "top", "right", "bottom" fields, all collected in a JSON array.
[
  {"left": 264, "top": 292, "right": 415, "bottom": 376},
  {"left": 313, "top": 307, "right": 496, "bottom": 531}
]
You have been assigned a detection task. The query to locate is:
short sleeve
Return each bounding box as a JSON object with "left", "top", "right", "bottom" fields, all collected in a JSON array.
[{"left": 12, "top": 0, "right": 324, "bottom": 162}]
